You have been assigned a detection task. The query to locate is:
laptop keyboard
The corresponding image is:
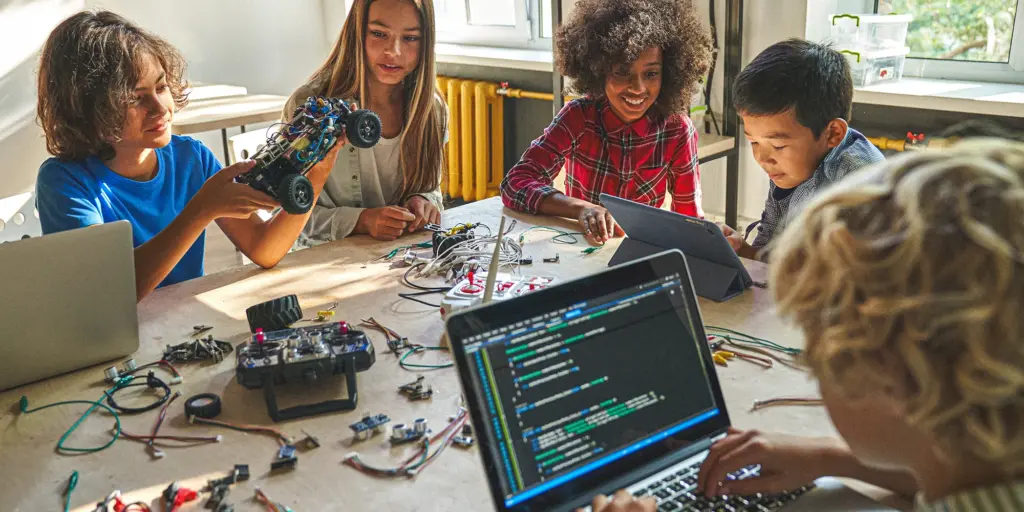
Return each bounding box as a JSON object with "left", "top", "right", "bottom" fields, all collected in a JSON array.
[{"left": 633, "top": 464, "right": 815, "bottom": 511}]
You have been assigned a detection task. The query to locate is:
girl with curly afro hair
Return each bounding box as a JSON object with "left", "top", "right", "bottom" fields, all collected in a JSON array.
[{"left": 500, "top": 0, "right": 711, "bottom": 243}]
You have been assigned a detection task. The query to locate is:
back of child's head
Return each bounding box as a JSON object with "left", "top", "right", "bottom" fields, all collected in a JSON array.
[
  {"left": 770, "top": 139, "right": 1024, "bottom": 472},
  {"left": 555, "top": 0, "right": 711, "bottom": 119},
  {"left": 734, "top": 39, "right": 852, "bottom": 138},
  {"left": 38, "top": 10, "right": 188, "bottom": 161}
]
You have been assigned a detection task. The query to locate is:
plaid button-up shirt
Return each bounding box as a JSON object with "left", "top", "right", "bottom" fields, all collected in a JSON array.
[{"left": 500, "top": 98, "right": 703, "bottom": 217}]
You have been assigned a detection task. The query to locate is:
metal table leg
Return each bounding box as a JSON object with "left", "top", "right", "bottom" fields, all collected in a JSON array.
[{"left": 221, "top": 128, "right": 231, "bottom": 165}]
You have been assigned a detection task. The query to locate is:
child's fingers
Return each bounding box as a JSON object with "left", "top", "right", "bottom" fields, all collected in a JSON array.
[
  {"left": 701, "top": 439, "right": 763, "bottom": 498},
  {"left": 697, "top": 429, "right": 757, "bottom": 495},
  {"left": 590, "top": 494, "right": 610, "bottom": 511},
  {"left": 384, "top": 207, "right": 417, "bottom": 221},
  {"left": 217, "top": 160, "right": 257, "bottom": 180},
  {"left": 602, "top": 212, "right": 618, "bottom": 240},
  {"left": 592, "top": 214, "right": 610, "bottom": 242},
  {"left": 381, "top": 217, "right": 410, "bottom": 231},
  {"left": 717, "top": 473, "right": 794, "bottom": 497},
  {"left": 235, "top": 186, "right": 279, "bottom": 208}
]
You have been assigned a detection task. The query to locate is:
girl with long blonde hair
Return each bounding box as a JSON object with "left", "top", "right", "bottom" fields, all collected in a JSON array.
[{"left": 285, "top": 0, "right": 446, "bottom": 241}]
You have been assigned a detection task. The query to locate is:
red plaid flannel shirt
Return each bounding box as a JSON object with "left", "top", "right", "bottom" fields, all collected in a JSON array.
[{"left": 500, "top": 98, "right": 703, "bottom": 217}]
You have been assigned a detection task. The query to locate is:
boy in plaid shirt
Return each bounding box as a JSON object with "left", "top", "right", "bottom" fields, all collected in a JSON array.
[{"left": 500, "top": 0, "right": 712, "bottom": 243}]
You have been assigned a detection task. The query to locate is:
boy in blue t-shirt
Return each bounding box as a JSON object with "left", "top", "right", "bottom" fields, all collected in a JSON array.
[{"left": 35, "top": 11, "right": 340, "bottom": 301}]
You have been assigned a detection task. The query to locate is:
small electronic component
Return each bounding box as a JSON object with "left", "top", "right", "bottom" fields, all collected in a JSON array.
[
  {"left": 205, "top": 482, "right": 230, "bottom": 510},
  {"left": 102, "top": 358, "right": 138, "bottom": 383},
  {"left": 270, "top": 445, "right": 298, "bottom": 471},
  {"left": 390, "top": 418, "right": 429, "bottom": 445},
  {"left": 103, "top": 366, "right": 120, "bottom": 383},
  {"left": 453, "top": 435, "right": 475, "bottom": 448},
  {"left": 234, "top": 464, "right": 250, "bottom": 482},
  {"left": 164, "top": 336, "right": 233, "bottom": 363},
  {"left": 440, "top": 272, "right": 555, "bottom": 318},
  {"left": 543, "top": 254, "right": 560, "bottom": 263},
  {"left": 162, "top": 482, "right": 198, "bottom": 512},
  {"left": 300, "top": 430, "right": 321, "bottom": 450},
  {"left": 398, "top": 375, "right": 433, "bottom": 401},
  {"left": 349, "top": 413, "right": 391, "bottom": 441},
  {"left": 461, "top": 423, "right": 473, "bottom": 436},
  {"left": 235, "top": 321, "right": 376, "bottom": 422},
  {"left": 432, "top": 230, "right": 475, "bottom": 258}
]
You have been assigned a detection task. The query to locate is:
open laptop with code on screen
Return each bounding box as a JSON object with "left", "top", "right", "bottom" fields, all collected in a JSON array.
[{"left": 445, "top": 249, "right": 896, "bottom": 511}]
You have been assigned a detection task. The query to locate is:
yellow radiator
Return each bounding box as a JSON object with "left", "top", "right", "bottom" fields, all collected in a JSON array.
[{"left": 438, "top": 77, "right": 504, "bottom": 202}]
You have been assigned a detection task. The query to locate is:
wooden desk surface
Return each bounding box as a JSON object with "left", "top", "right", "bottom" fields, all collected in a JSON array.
[{"left": 0, "top": 198, "right": 896, "bottom": 511}]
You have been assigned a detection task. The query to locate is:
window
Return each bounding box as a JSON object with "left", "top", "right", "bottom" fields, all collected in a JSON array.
[
  {"left": 436, "top": 0, "right": 552, "bottom": 49},
  {"left": 875, "top": 0, "right": 1024, "bottom": 81}
]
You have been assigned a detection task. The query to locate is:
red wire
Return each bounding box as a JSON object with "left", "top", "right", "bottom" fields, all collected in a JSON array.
[{"left": 399, "top": 410, "right": 468, "bottom": 470}]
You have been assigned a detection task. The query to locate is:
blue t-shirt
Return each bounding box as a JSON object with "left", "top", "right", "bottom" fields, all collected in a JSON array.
[{"left": 36, "top": 135, "right": 222, "bottom": 288}]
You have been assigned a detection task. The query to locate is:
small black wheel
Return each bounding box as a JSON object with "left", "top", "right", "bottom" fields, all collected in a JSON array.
[
  {"left": 346, "top": 110, "right": 382, "bottom": 149},
  {"left": 278, "top": 174, "right": 314, "bottom": 215},
  {"left": 246, "top": 295, "right": 303, "bottom": 333}
]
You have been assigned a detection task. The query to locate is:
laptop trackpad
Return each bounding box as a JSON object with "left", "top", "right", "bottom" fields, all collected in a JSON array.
[{"left": 782, "top": 477, "right": 898, "bottom": 511}]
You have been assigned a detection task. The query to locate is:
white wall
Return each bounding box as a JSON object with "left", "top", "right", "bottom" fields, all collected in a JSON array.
[
  {"left": 686, "top": 0, "right": 810, "bottom": 221},
  {"left": 0, "top": 0, "right": 86, "bottom": 205}
]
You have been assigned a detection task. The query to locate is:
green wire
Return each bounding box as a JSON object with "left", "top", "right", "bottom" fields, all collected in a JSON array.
[
  {"left": 403, "top": 437, "right": 432, "bottom": 471},
  {"left": 20, "top": 378, "right": 127, "bottom": 454},
  {"left": 383, "top": 240, "right": 433, "bottom": 260},
  {"left": 63, "top": 470, "right": 78, "bottom": 512},
  {"left": 518, "top": 226, "right": 583, "bottom": 245},
  {"left": 705, "top": 325, "right": 802, "bottom": 355},
  {"left": 398, "top": 346, "right": 453, "bottom": 370}
]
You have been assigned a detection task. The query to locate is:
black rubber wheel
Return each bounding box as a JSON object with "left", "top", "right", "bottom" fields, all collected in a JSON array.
[
  {"left": 246, "top": 295, "right": 303, "bottom": 333},
  {"left": 346, "top": 110, "right": 382, "bottom": 149},
  {"left": 278, "top": 174, "right": 314, "bottom": 215}
]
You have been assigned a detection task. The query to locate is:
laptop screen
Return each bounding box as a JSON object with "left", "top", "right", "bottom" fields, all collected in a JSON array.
[{"left": 446, "top": 250, "right": 731, "bottom": 511}]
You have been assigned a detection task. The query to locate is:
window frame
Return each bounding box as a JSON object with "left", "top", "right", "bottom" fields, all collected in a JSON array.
[
  {"left": 875, "top": 0, "right": 1024, "bottom": 83},
  {"left": 436, "top": 0, "right": 552, "bottom": 50}
]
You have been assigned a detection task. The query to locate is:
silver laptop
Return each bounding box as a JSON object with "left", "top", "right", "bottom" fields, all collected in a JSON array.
[
  {"left": 0, "top": 221, "right": 139, "bottom": 390},
  {"left": 445, "top": 250, "right": 896, "bottom": 511}
]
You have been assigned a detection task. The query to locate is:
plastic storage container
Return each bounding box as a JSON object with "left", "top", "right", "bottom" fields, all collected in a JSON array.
[
  {"left": 831, "top": 13, "right": 912, "bottom": 51},
  {"left": 842, "top": 47, "right": 910, "bottom": 87}
]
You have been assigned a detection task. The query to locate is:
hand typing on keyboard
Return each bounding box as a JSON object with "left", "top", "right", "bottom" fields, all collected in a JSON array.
[
  {"left": 696, "top": 427, "right": 838, "bottom": 498},
  {"left": 576, "top": 490, "right": 656, "bottom": 512}
]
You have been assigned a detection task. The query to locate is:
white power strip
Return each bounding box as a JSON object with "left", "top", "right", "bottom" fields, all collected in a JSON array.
[{"left": 439, "top": 272, "right": 555, "bottom": 318}]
